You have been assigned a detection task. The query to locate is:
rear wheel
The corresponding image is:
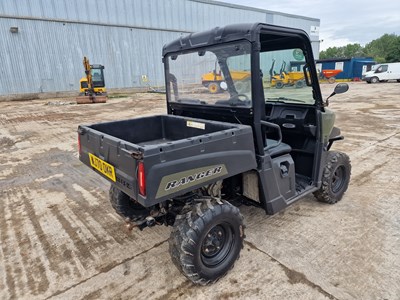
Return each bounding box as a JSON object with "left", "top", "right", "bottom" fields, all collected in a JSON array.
[
  {"left": 295, "top": 80, "right": 305, "bottom": 88},
  {"left": 370, "top": 76, "right": 379, "bottom": 83},
  {"left": 109, "top": 185, "right": 149, "bottom": 222},
  {"left": 397, "top": 79, "right": 400, "bottom": 83},
  {"left": 328, "top": 77, "right": 336, "bottom": 84},
  {"left": 169, "top": 198, "right": 244, "bottom": 285},
  {"left": 314, "top": 151, "right": 351, "bottom": 204},
  {"left": 208, "top": 82, "right": 220, "bottom": 94}
]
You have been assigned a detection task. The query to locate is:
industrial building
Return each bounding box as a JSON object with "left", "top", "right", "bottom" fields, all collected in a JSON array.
[{"left": 0, "top": 0, "right": 320, "bottom": 96}]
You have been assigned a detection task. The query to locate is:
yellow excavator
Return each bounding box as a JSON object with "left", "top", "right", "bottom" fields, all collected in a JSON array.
[{"left": 76, "top": 57, "right": 107, "bottom": 104}]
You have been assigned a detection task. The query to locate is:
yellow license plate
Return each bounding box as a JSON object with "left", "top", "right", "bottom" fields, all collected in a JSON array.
[{"left": 88, "top": 153, "right": 116, "bottom": 182}]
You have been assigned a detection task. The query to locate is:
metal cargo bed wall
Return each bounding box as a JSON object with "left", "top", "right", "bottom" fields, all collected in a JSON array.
[{"left": 0, "top": 0, "right": 319, "bottom": 96}]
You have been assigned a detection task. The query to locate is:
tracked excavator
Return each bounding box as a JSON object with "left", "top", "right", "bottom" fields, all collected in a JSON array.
[{"left": 76, "top": 57, "right": 107, "bottom": 104}]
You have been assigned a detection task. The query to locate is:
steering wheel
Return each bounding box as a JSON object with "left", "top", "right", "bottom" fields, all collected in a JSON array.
[
  {"left": 236, "top": 93, "right": 249, "bottom": 101},
  {"left": 228, "top": 93, "right": 250, "bottom": 106}
]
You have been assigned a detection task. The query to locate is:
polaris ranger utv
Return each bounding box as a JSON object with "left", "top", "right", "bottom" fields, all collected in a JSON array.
[{"left": 78, "top": 23, "right": 351, "bottom": 285}]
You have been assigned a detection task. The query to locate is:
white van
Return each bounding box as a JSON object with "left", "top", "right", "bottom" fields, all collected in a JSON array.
[{"left": 363, "top": 62, "right": 400, "bottom": 83}]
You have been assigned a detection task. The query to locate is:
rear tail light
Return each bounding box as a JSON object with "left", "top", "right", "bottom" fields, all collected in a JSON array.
[
  {"left": 138, "top": 162, "right": 146, "bottom": 196},
  {"left": 78, "top": 134, "right": 82, "bottom": 154}
]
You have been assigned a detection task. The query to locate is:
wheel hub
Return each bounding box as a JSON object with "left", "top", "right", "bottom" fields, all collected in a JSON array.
[
  {"left": 332, "top": 165, "right": 345, "bottom": 193},
  {"left": 200, "top": 222, "right": 235, "bottom": 268},
  {"left": 202, "top": 225, "right": 226, "bottom": 257}
]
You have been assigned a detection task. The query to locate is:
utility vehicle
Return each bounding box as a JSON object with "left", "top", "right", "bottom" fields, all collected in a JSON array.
[
  {"left": 78, "top": 23, "right": 351, "bottom": 285},
  {"left": 363, "top": 62, "right": 400, "bottom": 83}
]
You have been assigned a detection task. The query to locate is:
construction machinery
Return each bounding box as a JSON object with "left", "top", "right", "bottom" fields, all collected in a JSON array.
[
  {"left": 270, "top": 61, "right": 305, "bottom": 88},
  {"left": 319, "top": 69, "right": 342, "bottom": 83},
  {"left": 76, "top": 57, "right": 107, "bottom": 104},
  {"left": 201, "top": 61, "right": 250, "bottom": 93}
]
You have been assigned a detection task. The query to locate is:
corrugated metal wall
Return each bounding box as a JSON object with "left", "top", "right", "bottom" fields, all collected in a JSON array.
[{"left": 0, "top": 0, "right": 320, "bottom": 95}]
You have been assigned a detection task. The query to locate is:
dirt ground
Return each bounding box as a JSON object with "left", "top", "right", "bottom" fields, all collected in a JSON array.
[{"left": 0, "top": 82, "right": 399, "bottom": 299}]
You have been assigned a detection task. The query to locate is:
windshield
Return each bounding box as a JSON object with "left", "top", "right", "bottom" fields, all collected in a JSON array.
[
  {"left": 91, "top": 68, "right": 105, "bottom": 87},
  {"left": 166, "top": 42, "right": 252, "bottom": 107},
  {"left": 261, "top": 48, "right": 314, "bottom": 105}
]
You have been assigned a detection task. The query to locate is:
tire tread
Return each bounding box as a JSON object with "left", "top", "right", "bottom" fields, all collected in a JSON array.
[
  {"left": 169, "top": 198, "right": 244, "bottom": 285},
  {"left": 313, "top": 151, "right": 351, "bottom": 204}
]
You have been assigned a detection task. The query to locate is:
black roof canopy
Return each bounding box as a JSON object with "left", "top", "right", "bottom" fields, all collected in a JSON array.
[{"left": 162, "top": 23, "right": 311, "bottom": 56}]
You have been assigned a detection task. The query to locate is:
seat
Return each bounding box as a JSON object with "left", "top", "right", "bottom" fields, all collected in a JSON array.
[{"left": 265, "top": 139, "right": 292, "bottom": 157}]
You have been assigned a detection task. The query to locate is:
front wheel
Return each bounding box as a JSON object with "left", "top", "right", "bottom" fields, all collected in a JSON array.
[
  {"left": 169, "top": 198, "right": 244, "bottom": 285},
  {"left": 313, "top": 151, "right": 351, "bottom": 204},
  {"left": 208, "top": 82, "right": 220, "bottom": 94},
  {"left": 370, "top": 76, "right": 379, "bottom": 83}
]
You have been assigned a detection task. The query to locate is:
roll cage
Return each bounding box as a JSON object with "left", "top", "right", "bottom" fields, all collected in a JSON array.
[{"left": 162, "top": 23, "right": 324, "bottom": 155}]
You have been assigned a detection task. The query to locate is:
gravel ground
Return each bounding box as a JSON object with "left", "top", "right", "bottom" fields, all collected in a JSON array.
[{"left": 0, "top": 82, "right": 399, "bottom": 299}]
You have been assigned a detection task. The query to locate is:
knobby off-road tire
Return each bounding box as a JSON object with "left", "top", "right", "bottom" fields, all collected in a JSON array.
[
  {"left": 109, "top": 185, "right": 149, "bottom": 221},
  {"left": 169, "top": 198, "right": 245, "bottom": 285},
  {"left": 314, "top": 151, "right": 351, "bottom": 204}
]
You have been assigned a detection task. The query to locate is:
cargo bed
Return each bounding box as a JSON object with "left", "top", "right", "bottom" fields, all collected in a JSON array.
[{"left": 78, "top": 115, "right": 256, "bottom": 206}]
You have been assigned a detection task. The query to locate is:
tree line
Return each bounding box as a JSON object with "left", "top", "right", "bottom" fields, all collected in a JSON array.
[{"left": 319, "top": 34, "right": 400, "bottom": 63}]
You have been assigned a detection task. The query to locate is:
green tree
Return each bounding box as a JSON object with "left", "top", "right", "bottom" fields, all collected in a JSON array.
[
  {"left": 385, "top": 36, "right": 400, "bottom": 62},
  {"left": 319, "top": 34, "right": 400, "bottom": 62},
  {"left": 320, "top": 43, "right": 365, "bottom": 59},
  {"left": 364, "top": 34, "right": 398, "bottom": 63},
  {"left": 364, "top": 34, "right": 397, "bottom": 62},
  {"left": 343, "top": 44, "right": 365, "bottom": 58}
]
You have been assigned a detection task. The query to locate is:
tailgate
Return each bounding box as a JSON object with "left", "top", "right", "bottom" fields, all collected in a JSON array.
[{"left": 78, "top": 125, "right": 141, "bottom": 200}]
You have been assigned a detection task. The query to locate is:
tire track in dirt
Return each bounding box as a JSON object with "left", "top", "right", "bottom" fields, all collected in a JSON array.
[
  {"left": 20, "top": 190, "right": 63, "bottom": 278},
  {"left": 49, "top": 205, "right": 95, "bottom": 270},
  {"left": 9, "top": 189, "right": 50, "bottom": 296},
  {"left": 0, "top": 190, "right": 17, "bottom": 299},
  {"left": 0, "top": 188, "right": 54, "bottom": 298},
  {"left": 347, "top": 134, "right": 399, "bottom": 186},
  {"left": 46, "top": 239, "right": 168, "bottom": 299},
  {"left": 1, "top": 147, "right": 169, "bottom": 298}
]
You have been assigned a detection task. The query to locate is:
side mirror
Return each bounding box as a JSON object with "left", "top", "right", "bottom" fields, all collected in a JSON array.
[
  {"left": 325, "top": 83, "right": 349, "bottom": 106},
  {"left": 334, "top": 83, "right": 349, "bottom": 94}
]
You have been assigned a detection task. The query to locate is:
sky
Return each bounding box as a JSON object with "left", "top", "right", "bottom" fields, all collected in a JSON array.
[{"left": 217, "top": 0, "right": 400, "bottom": 51}]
